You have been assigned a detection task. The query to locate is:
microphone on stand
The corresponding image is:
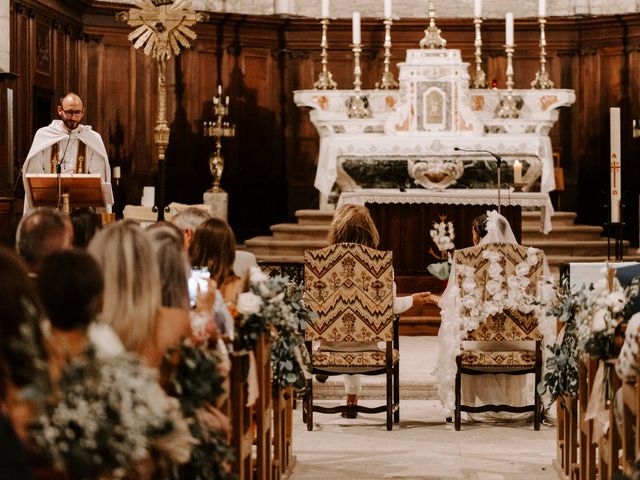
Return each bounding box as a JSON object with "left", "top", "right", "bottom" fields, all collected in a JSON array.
[
  {"left": 454, "top": 146, "right": 504, "bottom": 213},
  {"left": 56, "top": 131, "right": 73, "bottom": 212}
]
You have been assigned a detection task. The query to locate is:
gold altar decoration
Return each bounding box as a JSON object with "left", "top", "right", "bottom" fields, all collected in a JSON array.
[
  {"left": 419, "top": 1, "right": 447, "bottom": 49},
  {"left": 531, "top": 16, "right": 554, "bottom": 89},
  {"left": 376, "top": 16, "right": 399, "bottom": 90},
  {"left": 470, "top": 16, "right": 487, "bottom": 89},
  {"left": 117, "top": 0, "right": 206, "bottom": 219},
  {"left": 314, "top": 17, "right": 338, "bottom": 90},
  {"left": 204, "top": 86, "right": 236, "bottom": 192}
]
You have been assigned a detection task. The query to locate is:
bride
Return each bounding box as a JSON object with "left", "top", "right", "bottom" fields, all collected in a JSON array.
[{"left": 434, "top": 210, "right": 554, "bottom": 422}]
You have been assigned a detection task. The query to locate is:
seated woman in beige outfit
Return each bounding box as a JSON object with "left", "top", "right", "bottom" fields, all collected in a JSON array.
[{"left": 323, "top": 205, "right": 436, "bottom": 417}]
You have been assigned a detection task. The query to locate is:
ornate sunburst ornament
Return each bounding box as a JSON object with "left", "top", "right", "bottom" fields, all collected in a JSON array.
[{"left": 117, "top": 0, "right": 206, "bottom": 61}]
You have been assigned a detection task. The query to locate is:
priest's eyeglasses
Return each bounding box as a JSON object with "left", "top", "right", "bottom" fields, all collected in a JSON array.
[{"left": 62, "top": 109, "right": 83, "bottom": 117}]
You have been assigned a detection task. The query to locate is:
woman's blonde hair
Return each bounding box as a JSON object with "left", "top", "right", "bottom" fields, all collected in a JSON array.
[
  {"left": 88, "top": 220, "right": 161, "bottom": 352},
  {"left": 327, "top": 204, "right": 380, "bottom": 248}
]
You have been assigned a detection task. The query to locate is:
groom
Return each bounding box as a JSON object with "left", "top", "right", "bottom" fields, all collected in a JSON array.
[{"left": 22, "top": 92, "right": 112, "bottom": 213}]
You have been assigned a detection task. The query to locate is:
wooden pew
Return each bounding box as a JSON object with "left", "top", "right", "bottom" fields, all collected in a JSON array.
[
  {"left": 254, "top": 335, "right": 274, "bottom": 480},
  {"left": 598, "top": 360, "right": 622, "bottom": 479},
  {"left": 578, "top": 356, "right": 598, "bottom": 480},
  {"left": 273, "top": 386, "right": 295, "bottom": 479},
  {"left": 621, "top": 380, "right": 640, "bottom": 475},
  {"left": 555, "top": 394, "right": 579, "bottom": 480},
  {"left": 230, "top": 351, "right": 253, "bottom": 480}
]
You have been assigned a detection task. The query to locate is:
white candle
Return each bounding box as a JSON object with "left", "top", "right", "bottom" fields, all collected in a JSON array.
[
  {"left": 352, "top": 12, "right": 361, "bottom": 45},
  {"left": 513, "top": 160, "right": 523, "bottom": 184},
  {"left": 610, "top": 107, "right": 622, "bottom": 223},
  {"left": 474, "top": 0, "right": 482, "bottom": 18},
  {"left": 384, "top": 0, "right": 392, "bottom": 18},
  {"left": 505, "top": 12, "right": 514, "bottom": 46},
  {"left": 275, "top": 0, "right": 289, "bottom": 14},
  {"left": 112, "top": 166, "right": 121, "bottom": 179},
  {"left": 538, "top": 0, "right": 546, "bottom": 17},
  {"left": 218, "top": 85, "right": 222, "bottom": 96},
  {"left": 322, "top": 0, "right": 329, "bottom": 18}
]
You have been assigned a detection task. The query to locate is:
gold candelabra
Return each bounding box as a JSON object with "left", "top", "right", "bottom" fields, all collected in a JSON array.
[
  {"left": 204, "top": 86, "right": 236, "bottom": 192},
  {"left": 498, "top": 45, "right": 520, "bottom": 119},
  {"left": 531, "top": 17, "right": 554, "bottom": 89},
  {"left": 470, "top": 17, "right": 487, "bottom": 89},
  {"left": 314, "top": 17, "right": 338, "bottom": 90},
  {"left": 347, "top": 43, "right": 371, "bottom": 119},
  {"left": 419, "top": 1, "right": 447, "bottom": 49},
  {"left": 376, "top": 17, "right": 398, "bottom": 90}
]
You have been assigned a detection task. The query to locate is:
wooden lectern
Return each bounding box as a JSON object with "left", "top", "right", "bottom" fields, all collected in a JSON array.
[{"left": 26, "top": 174, "right": 113, "bottom": 212}]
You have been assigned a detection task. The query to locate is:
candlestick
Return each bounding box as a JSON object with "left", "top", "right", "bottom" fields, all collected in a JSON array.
[
  {"left": 347, "top": 43, "right": 371, "bottom": 119},
  {"left": 313, "top": 17, "right": 338, "bottom": 90},
  {"left": 513, "top": 160, "right": 523, "bottom": 183},
  {"left": 505, "top": 12, "right": 514, "bottom": 46},
  {"left": 352, "top": 12, "right": 361, "bottom": 45},
  {"left": 497, "top": 44, "right": 520, "bottom": 119},
  {"left": 530, "top": 17, "right": 554, "bottom": 89},
  {"left": 610, "top": 107, "right": 621, "bottom": 223},
  {"left": 376, "top": 17, "right": 399, "bottom": 89},
  {"left": 470, "top": 16, "right": 487, "bottom": 89},
  {"left": 384, "top": 0, "right": 392, "bottom": 18},
  {"left": 203, "top": 88, "right": 236, "bottom": 192},
  {"left": 419, "top": 1, "right": 447, "bottom": 49},
  {"left": 474, "top": 0, "right": 482, "bottom": 18}
]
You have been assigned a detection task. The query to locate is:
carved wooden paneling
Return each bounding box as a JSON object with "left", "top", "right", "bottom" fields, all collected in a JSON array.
[{"left": 5, "top": 3, "right": 640, "bottom": 244}]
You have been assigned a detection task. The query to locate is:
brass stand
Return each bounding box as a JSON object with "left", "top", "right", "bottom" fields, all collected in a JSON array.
[
  {"left": 347, "top": 43, "right": 371, "bottom": 119},
  {"left": 470, "top": 17, "right": 487, "bottom": 89},
  {"left": 204, "top": 88, "right": 236, "bottom": 192},
  {"left": 419, "top": 1, "right": 447, "bottom": 49},
  {"left": 314, "top": 17, "right": 338, "bottom": 90},
  {"left": 498, "top": 45, "right": 520, "bottom": 119},
  {"left": 531, "top": 17, "right": 554, "bottom": 89},
  {"left": 376, "top": 17, "right": 398, "bottom": 90}
]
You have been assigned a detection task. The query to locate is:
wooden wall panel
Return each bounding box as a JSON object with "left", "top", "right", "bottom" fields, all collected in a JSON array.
[{"left": 5, "top": 2, "right": 640, "bottom": 245}]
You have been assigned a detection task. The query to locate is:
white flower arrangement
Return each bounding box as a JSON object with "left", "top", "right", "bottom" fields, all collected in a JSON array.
[{"left": 428, "top": 216, "right": 456, "bottom": 280}]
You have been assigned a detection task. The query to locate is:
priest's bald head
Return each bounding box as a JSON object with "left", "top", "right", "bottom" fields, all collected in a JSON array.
[{"left": 57, "top": 92, "right": 85, "bottom": 131}]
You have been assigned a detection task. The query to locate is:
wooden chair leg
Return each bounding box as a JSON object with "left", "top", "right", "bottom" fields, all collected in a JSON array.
[
  {"left": 455, "top": 356, "right": 462, "bottom": 431},
  {"left": 534, "top": 340, "right": 542, "bottom": 431},
  {"left": 386, "top": 366, "right": 393, "bottom": 431},
  {"left": 306, "top": 377, "right": 313, "bottom": 431},
  {"left": 393, "top": 360, "right": 400, "bottom": 424}
]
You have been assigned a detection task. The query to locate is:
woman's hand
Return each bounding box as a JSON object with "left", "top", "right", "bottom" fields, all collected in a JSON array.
[{"left": 411, "top": 291, "right": 439, "bottom": 306}]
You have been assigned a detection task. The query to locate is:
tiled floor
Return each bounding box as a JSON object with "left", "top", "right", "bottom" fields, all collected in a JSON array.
[{"left": 291, "top": 337, "right": 558, "bottom": 479}]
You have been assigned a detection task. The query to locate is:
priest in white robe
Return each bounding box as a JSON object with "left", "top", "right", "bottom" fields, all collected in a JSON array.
[{"left": 22, "top": 92, "right": 113, "bottom": 213}]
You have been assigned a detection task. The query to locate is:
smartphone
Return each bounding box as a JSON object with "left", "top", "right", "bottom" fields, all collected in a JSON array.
[{"left": 188, "top": 267, "right": 210, "bottom": 308}]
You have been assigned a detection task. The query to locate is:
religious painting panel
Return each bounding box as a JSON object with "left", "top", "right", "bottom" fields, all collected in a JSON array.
[
  {"left": 35, "top": 22, "right": 51, "bottom": 76},
  {"left": 416, "top": 81, "right": 450, "bottom": 132}
]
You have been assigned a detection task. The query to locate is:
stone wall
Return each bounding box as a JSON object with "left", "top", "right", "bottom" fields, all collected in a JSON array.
[{"left": 102, "top": 0, "right": 640, "bottom": 18}]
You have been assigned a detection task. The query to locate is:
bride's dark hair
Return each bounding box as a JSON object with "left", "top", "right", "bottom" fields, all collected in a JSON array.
[{"left": 472, "top": 214, "right": 488, "bottom": 239}]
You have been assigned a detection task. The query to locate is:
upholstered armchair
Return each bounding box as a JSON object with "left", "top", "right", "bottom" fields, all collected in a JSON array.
[{"left": 303, "top": 243, "right": 400, "bottom": 431}]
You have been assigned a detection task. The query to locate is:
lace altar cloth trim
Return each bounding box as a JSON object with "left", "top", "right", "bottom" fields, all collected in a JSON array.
[{"left": 337, "top": 189, "right": 554, "bottom": 233}]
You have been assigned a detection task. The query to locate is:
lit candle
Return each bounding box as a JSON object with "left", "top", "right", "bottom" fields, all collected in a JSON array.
[
  {"left": 474, "top": 0, "right": 482, "bottom": 18},
  {"left": 513, "top": 160, "right": 522, "bottom": 184},
  {"left": 322, "top": 0, "right": 329, "bottom": 18},
  {"left": 112, "top": 166, "right": 121, "bottom": 179},
  {"left": 218, "top": 85, "right": 222, "bottom": 96},
  {"left": 505, "top": 12, "right": 514, "bottom": 46},
  {"left": 538, "top": 0, "right": 546, "bottom": 17},
  {"left": 610, "top": 107, "right": 622, "bottom": 223},
  {"left": 225, "top": 96, "right": 229, "bottom": 105},
  {"left": 384, "top": 0, "right": 392, "bottom": 18},
  {"left": 352, "top": 12, "right": 361, "bottom": 45}
]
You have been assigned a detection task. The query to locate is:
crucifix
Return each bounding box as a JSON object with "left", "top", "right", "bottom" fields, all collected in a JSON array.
[{"left": 117, "top": 0, "right": 206, "bottom": 220}]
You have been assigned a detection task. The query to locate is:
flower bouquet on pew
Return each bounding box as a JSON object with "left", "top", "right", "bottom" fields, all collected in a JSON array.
[
  {"left": 235, "top": 267, "right": 313, "bottom": 394},
  {"left": 427, "top": 216, "right": 455, "bottom": 282}
]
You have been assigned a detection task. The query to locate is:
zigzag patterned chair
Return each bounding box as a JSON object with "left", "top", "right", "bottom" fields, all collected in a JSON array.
[
  {"left": 453, "top": 242, "right": 545, "bottom": 431},
  {"left": 303, "top": 243, "right": 399, "bottom": 431}
]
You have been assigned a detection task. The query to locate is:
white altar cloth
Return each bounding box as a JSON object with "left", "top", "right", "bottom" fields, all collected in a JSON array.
[
  {"left": 337, "top": 188, "right": 554, "bottom": 234},
  {"left": 315, "top": 133, "right": 555, "bottom": 197}
]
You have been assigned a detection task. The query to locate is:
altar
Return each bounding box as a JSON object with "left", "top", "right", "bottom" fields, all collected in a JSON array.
[
  {"left": 293, "top": 19, "right": 575, "bottom": 207},
  {"left": 338, "top": 188, "right": 553, "bottom": 275}
]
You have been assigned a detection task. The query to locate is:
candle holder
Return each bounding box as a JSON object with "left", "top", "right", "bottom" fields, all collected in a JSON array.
[
  {"left": 470, "top": 17, "right": 487, "bottom": 89},
  {"left": 512, "top": 182, "right": 526, "bottom": 192},
  {"left": 531, "top": 17, "right": 554, "bottom": 89},
  {"left": 347, "top": 43, "right": 371, "bottom": 119},
  {"left": 498, "top": 44, "right": 520, "bottom": 119},
  {"left": 376, "top": 17, "right": 399, "bottom": 90},
  {"left": 419, "top": 1, "right": 447, "bottom": 49},
  {"left": 203, "top": 88, "right": 236, "bottom": 192},
  {"left": 314, "top": 17, "right": 338, "bottom": 90}
]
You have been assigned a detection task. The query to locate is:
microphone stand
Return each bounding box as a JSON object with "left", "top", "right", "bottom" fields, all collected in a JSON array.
[
  {"left": 56, "top": 162, "right": 62, "bottom": 211},
  {"left": 454, "top": 147, "right": 503, "bottom": 213}
]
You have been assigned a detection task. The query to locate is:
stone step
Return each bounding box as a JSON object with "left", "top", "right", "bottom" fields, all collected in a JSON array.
[
  {"left": 522, "top": 210, "right": 576, "bottom": 227},
  {"left": 545, "top": 253, "right": 640, "bottom": 267},
  {"left": 270, "top": 223, "right": 329, "bottom": 240},
  {"left": 295, "top": 209, "right": 335, "bottom": 225},
  {"left": 244, "top": 236, "right": 327, "bottom": 257},
  {"left": 521, "top": 225, "right": 604, "bottom": 242},
  {"left": 522, "top": 239, "right": 632, "bottom": 257}
]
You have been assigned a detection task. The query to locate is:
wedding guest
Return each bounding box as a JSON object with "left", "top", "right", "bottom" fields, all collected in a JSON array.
[
  {"left": 322, "top": 204, "right": 434, "bottom": 417},
  {"left": 0, "top": 247, "right": 48, "bottom": 478},
  {"left": 70, "top": 207, "right": 102, "bottom": 249},
  {"left": 173, "top": 207, "right": 258, "bottom": 277},
  {"left": 88, "top": 220, "right": 190, "bottom": 367},
  {"left": 16, "top": 207, "right": 73, "bottom": 276}
]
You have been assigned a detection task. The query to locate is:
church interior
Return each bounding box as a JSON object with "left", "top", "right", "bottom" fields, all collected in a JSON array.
[{"left": 3, "top": 0, "right": 640, "bottom": 478}]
